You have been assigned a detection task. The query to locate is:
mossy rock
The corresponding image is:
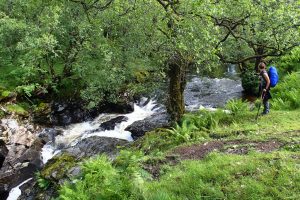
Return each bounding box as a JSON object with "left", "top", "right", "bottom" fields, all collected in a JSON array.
[
  {"left": 6, "top": 104, "right": 29, "bottom": 116},
  {"left": 34, "top": 102, "right": 51, "bottom": 114},
  {"left": 32, "top": 102, "right": 51, "bottom": 124},
  {"left": 0, "top": 90, "right": 16, "bottom": 101},
  {"left": 41, "top": 153, "right": 77, "bottom": 183}
]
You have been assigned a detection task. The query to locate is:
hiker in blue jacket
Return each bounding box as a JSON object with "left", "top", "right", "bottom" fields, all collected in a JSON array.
[{"left": 258, "top": 62, "right": 271, "bottom": 114}]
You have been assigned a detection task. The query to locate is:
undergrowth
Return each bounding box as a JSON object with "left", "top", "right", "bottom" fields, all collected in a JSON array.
[
  {"left": 144, "top": 152, "right": 300, "bottom": 200},
  {"left": 58, "top": 85, "right": 300, "bottom": 200},
  {"left": 59, "top": 151, "right": 300, "bottom": 200},
  {"left": 272, "top": 72, "right": 300, "bottom": 110}
]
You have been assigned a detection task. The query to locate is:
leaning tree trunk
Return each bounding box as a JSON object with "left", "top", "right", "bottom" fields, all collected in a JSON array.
[{"left": 167, "top": 54, "right": 187, "bottom": 122}]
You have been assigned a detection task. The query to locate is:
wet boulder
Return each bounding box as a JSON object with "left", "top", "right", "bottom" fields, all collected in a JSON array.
[
  {"left": 18, "top": 153, "right": 78, "bottom": 200},
  {"left": 0, "top": 119, "right": 43, "bottom": 198},
  {"left": 125, "top": 112, "right": 171, "bottom": 140},
  {"left": 100, "top": 102, "right": 134, "bottom": 114},
  {"left": 63, "top": 136, "right": 129, "bottom": 159},
  {"left": 38, "top": 128, "right": 62, "bottom": 144},
  {"left": 50, "top": 101, "right": 102, "bottom": 126},
  {"left": 41, "top": 153, "right": 77, "bottom": 183},
  {"left": 0, "top": 162, "right": 40, "bottom": 200},
  {"left": 99, "top": 116, "right": 128, "bottom": 130},
  {"left": 18, "top": 136, "right": 130, "bottom": 200},
  {"left": 49, "top": 101, "right": 90, "bottom": 126},
  {"left": 184, "top": 77, "right": 243, "bottom": 110},
  {"left": 18, "top": 179, "right": 57, "bottom": 200},
  {"left": 32, "top": 102, "right": 51, "bottom": 125},
  {"left": 37, "top": 100, "right": 135, "bottom": 126},
  {"left": 0, "top": 140, "right": 8, "bottom": 169}
]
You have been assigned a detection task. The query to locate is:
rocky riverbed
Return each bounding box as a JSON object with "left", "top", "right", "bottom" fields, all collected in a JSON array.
[{"left": 1, "top": 75, "right": 244, "bottom": 200}]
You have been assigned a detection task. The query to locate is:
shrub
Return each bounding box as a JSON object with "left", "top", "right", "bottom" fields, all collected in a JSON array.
[
  {"left": 166, "top": 119, "right": 201, "bottom": 143},
  {"left": 241, "top": 70, "right": 259, "bottom": 95},
  {"left": 132, "top": 128, "right": 179, "bottom": 155},
  {"left": 272, "top": 72, "right": 300, "bottom": 110},
  {"left": 225, "top": 99, "right": 249, "bottom": 116}
]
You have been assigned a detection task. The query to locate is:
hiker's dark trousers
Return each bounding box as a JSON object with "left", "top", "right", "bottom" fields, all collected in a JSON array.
[{"left": 263, "top": 99, "right": 270, "bottom": 114}]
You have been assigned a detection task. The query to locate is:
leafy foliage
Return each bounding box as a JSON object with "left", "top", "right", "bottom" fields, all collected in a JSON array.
[
  {"left": 167, "top": 119, "right": 201, "bottom": 143},
  {"left": 272, "top": 72, "right": 300, "bottom": 110},
  {"left": 59, "top": 153, "right": 147, "bottom": 200},
  {"left": 225, "top": 99, "right": 249, "bottom": 116},
  {"left": 36, "top": 172, "right": 51, "bottom": 190},
  {"left": 241, "top": 70, "right": 259, "bottom": 95},
  {"left": 213, "top": 0, "right": 300, "bottom": 69},
  {"left": 276, "top": 47, "right": 300, "bottom": 75}
]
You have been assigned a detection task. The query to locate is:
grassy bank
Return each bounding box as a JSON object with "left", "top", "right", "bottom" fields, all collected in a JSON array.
[{"left": 58, "top": 106, "right": 300, "bottom": 200}]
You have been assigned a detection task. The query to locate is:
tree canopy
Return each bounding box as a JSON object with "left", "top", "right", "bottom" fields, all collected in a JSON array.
[{"left": 0, "top": 0, "right": 299, "bottom": 121}]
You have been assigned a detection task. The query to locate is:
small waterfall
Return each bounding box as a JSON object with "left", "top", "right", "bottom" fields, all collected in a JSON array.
[
  {"left": 41, "top": 99, "right": 158, "bottom": 164},
  {"left": 227, "top": 64, "right": 237, "bottom": 75}
]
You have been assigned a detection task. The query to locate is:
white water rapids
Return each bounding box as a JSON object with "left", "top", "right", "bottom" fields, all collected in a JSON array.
[
  {"left": 7, "top": 99, "right": 158, "bottom": 200},
  {"left": 41, "top": 98, "right": 159, "bottom": 164},
  {"left": 7, "top": 72, "right": 244, "bottom": 200},
  {"left": 6, "top": 178, "right": 32, "bottom": 200}
]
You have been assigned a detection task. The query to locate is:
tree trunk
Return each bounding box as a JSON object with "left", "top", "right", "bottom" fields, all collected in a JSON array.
[
  {"left": 254, "top": 47, "right": 264, "bottom": 72},
  {"left": 239, "top": 62, "right": 247, "bottom": 72},
  {"left": 167, "top": 54, "right": 187, "bottom": 122}
]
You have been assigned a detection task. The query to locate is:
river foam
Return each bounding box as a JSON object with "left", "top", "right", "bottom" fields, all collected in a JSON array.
[
  {"left": 41, "top": 98, "right": 158, "bottom": 164},
  {"left": 7, "top": 178, "right": 32, "bottom": 200}
]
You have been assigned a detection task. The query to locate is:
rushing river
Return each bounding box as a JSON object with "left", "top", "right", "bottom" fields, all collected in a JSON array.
[
  {"left": 41, "top": 98, "right": 158, "bottom": 164},
  {"left": 8, "top": 66, "right": 244, "bottom": 200}
]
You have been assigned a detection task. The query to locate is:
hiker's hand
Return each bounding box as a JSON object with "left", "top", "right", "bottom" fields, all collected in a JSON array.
[{"left": 261, "top": 89, "right": 266, "bottom": 99}]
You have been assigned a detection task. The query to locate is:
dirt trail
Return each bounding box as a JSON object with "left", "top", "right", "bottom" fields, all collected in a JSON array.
[{"left": 172, "top": 139, "right": 284, "bottom": 160}]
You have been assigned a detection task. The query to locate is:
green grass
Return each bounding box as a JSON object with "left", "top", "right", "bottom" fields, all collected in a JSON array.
[
  {"left": 58, "top": 107, "right": 300, "bottom": 200},
  {"left": 211, "top": 109, "right": 300, "bottom": 142},
  {"left": 59, "top": 151, "right": 300, "bottom": 200},
  {"left": 144, "top": 152, "right": 300, "bottom": 200}
]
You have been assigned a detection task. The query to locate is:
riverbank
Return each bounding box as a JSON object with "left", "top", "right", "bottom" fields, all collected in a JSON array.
[
  {"left": 58, "top": 106, "right": 300, "bottom": 199},
  {"left": 3, "top": 72, "right": 300, "bottom": 199},
  {"left": 3, "top": 103, "right": 300, "bottom": 199}
]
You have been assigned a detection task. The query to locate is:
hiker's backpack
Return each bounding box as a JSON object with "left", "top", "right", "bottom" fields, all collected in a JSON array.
[{"left": 268, "top": 66, "right": 279, "bottom": 87}]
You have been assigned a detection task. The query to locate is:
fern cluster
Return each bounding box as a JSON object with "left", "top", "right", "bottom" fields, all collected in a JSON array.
[
  {"left": 272, "top": 72, "right": 300, "bottom": 110},
  {"left": 36, "top": 172, "right": 51, "bottom": 190},
  {"left": 225, "top": 99, "right": 249, "bottom": 116},
  {"left": 166, "top": 108, "right": 240, "bottom": 143},
  {"left": 59, "top": 151, "right": 150, "bottom": 200}
]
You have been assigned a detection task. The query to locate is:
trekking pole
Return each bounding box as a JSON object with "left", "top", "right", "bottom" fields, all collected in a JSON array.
[{"left": 255, "top": 91, "right": 265, "bottom": 121}]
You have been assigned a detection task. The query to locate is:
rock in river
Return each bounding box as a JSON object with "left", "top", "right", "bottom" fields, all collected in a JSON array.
[{"left": 125, "top": 112, "right": 171, "bottom": 140}]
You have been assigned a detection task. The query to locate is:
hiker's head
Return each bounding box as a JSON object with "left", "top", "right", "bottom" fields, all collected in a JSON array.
[{"left": 258, "top": 62, "right": 266, "bottom": 71}]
